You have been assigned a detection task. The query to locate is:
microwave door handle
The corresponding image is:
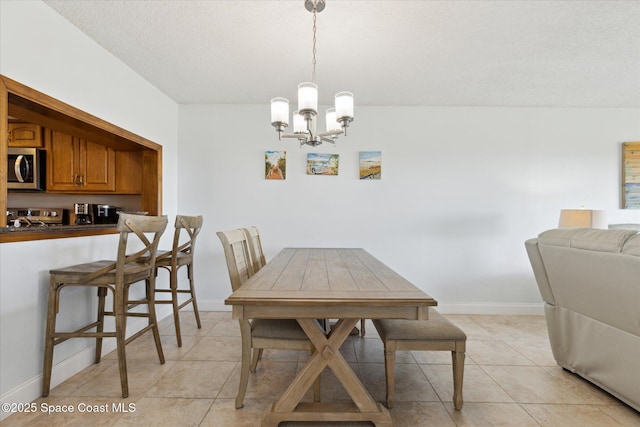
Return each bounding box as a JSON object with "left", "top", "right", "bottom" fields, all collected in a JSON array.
[{"left": 14, "top": 154, "right": 28, "bottom": 183}]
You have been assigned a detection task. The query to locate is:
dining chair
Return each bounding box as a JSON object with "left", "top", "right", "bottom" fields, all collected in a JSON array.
[
  {"left": 42, "top": 213, "right": 168, "bottom": 398},
  {"left": 240, "top": 225, "right": 269, "bottom": 367},
  {"left": 216, "top": 228, "right": 319, "bottom": 409},
  {"left": 241, "top": 226, "right": 266, "bottom": 273},
  {"left": 153, "top": 214, "right": 203, "bottom": 347},
  {"left": 373, "top": 308, "right": 466, "bottom": 410}
]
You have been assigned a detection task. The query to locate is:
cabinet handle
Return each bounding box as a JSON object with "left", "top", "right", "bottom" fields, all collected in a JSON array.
[{"left": 7, "top": 129, "right": 10, "bottom": 144}]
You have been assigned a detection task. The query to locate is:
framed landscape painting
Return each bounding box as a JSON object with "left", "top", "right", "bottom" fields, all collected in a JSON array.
[
  {"left": 307, "top": 153, "right": 339, "bottom": 175},
  {"left": 265, "top": 151, "right": 286, "bottom": 180},
  {"left": 359, "top": 151, "right": 381, "bottom": 179},
  {"left": 623, "top": 142, "right": 640, "bottom": 208}
]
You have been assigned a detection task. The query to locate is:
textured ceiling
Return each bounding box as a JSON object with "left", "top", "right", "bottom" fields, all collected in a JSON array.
[{"left": 43, "top": 0, "right": 640, "bottom": 107}]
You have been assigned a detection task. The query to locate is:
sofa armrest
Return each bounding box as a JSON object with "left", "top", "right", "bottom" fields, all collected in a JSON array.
[{"left": 525, "top": 238, "right": 556, "bottom": 305}]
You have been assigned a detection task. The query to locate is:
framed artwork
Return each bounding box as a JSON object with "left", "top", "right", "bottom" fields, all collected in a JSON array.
[
  {"left": 307, "top": 153, "right": 339, "bottom": 175},
  {"left": 265, "top": 151, "right": 286, "bottom": 180},
  {"left": 622, "top": 142, "right": 640, "bottom": 208},
  {"left": 359, "top": 151, "right": 381, "bottom": 180}
]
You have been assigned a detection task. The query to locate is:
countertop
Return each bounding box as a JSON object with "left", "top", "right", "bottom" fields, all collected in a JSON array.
[{"left": 0, "top": 224, "right": 116, "bottom": 233}]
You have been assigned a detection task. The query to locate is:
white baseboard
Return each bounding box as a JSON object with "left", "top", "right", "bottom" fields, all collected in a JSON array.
[
  {"left": 164, "top": 300, "right": 545, "bottom": 316},
  {"left": 0, "top": 300, "right": 542, "bottom": 421},
  {"left": 196, "top": 299, "right": 232, "bottom": 312},
  {"left": 436, "top": 302, "right": 544, "bottom": 315},
  {"left": 175, "top": 299, "right": 545, "bottom": 316}
]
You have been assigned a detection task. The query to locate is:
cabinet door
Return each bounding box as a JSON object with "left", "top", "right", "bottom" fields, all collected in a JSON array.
[
  {"left": 45, "top": 130, "right": 116, "bottom": 192},
  {"left": 46, "top": 129, "right": 80, "bottom": 191},
  {"left": 115, "top": 150, "right": 143, "bottom": 193},
  {"left": 82, "top": 139, "right": 116, "bottom": 191},
  {"left": 8, "top": 123, "right": 43, "bottom": 147}
]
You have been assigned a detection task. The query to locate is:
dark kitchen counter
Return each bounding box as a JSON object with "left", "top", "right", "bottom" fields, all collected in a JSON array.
[
  {"left": 0, "top": 224, "right": 118, "bottom": 243},
  {"left": 1, "top": 224, "right": 116, "bottom": 233}
]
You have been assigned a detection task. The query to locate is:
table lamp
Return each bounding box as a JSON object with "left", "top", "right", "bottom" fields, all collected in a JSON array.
[{"left": 558, "top": 209, "right": 608, "bottom": 229}]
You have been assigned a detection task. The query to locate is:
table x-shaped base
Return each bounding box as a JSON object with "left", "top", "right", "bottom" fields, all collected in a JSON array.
[{"left": 261, "top": 318, "right": 392, "bottom": 426}]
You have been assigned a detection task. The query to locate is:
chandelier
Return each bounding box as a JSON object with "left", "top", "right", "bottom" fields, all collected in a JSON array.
[{"left": 270, "top": 0, "right": 354, "bottom": 147}]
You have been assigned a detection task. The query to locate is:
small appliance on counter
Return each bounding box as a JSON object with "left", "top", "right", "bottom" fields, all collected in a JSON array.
[
  {"left": 7, "top": 208, "right": 69, "bottom": 227},
  {"left": 92, "top": 204, "right": 121, "bottom": 224},
  {"left": 74, "top": 203, "right": 92, "bottom": 225}
]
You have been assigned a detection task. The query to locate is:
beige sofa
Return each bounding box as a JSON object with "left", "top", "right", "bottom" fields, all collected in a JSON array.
[{"left": 525, "top": 228, "right": 640, "bottom": 411}]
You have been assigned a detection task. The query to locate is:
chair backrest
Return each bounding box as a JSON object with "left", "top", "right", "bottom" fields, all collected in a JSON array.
[
  {"left": 217, "top": 229, "right": 254, "bottom": 292},
  {"left": 81, "top": 213, "right": 168, "bottom": 284},
  {"left": 117, "top": 213, "right": 168, "bottom": 266},
  {"left": 242, "top": 226, "right": 266, "bottom": 273},
  {"left": 165, "top": 214, "right": 203, "bottom": 264}
]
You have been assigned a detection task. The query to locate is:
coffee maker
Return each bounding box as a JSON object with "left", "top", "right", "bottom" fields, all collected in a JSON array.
[{"left": 74, "top": 203, "right": 92, "bottom": 225}]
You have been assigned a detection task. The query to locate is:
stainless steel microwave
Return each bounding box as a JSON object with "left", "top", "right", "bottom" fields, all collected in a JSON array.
[{"left": 7, "top": 147, "right": 46, "bottom": 191}]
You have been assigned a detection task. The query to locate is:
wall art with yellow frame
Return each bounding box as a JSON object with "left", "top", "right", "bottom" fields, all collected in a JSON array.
[{"left": 622, "top": 142, "right": 640, "bottom": 208}]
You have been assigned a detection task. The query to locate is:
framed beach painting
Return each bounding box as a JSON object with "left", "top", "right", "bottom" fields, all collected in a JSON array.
[
  {"left": 307, "top": 153, "right": 339, "bottom": 175},
  {"left": 265, "top": 151, "right": 286, "bottom": 180},
  {"left": 359, "top": 151, "right": 381, "bottom": 179},
  {"left": 623, "top": 142, "right": 640, "bottom": 208}
]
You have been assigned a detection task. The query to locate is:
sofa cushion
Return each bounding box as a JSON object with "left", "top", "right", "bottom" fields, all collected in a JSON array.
[
  {"left": 538, "top": 228, "right": 638, "bottom": 253},
  {"left": 622, "top": 233, "right": 640, "bottom": 257}
]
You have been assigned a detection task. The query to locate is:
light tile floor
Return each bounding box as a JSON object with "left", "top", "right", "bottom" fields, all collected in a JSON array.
[{"left": 4, "top": 312, "right": 639, "bottom": 426}]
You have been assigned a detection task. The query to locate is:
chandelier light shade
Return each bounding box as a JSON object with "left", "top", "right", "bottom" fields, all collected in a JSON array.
[
  {"left": 270, "top": 0, "right": 354, "bottom": 147},
  {"left": 298, "top": 82, "right": 318, "bottom": 118},
  {"left": 270, "top": 98, "right": 289, "bottom": 131}
]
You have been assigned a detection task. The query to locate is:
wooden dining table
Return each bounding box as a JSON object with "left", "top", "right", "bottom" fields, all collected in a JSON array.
[{"left": 225, "top": 248, "right": 437, "bottom": 426}]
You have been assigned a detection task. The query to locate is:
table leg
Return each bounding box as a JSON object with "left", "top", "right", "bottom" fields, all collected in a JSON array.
[{"left": 262, "top": 318, "right": 392, "bottom": 427}]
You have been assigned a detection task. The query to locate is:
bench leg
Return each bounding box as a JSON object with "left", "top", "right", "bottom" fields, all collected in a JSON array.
[
  {"left": 383, "top": 347, "right": 396, "bottom": 408},
  {"left": 452, "top": 348, "right": 465, "bottom": 410}
]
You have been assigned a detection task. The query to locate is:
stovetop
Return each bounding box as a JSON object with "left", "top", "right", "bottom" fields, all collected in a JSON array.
[{"left": 6, "top": 207, "right": 69, "bottom": 226}]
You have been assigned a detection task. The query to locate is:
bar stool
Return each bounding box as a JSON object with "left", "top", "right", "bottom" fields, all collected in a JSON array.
[
  {"left": 42, "top": 213, "right": 168, "bottom": 398},
  {"left": 153, "top": 215, "right": 203, "bottom": 347}
]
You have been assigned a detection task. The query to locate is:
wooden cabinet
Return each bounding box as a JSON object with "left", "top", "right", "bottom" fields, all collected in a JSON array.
[
  {"left": 8, "top": 122, "right": 43, "bottom": 147},
  {"left": 115, "top": 150, "right": 143, "bottom": 194},
  {"left": 1, "top": 76, "right": 162, "bottom": 236},
  {"left": 45, "top": 129, "right": 116, "bottom": 192}
]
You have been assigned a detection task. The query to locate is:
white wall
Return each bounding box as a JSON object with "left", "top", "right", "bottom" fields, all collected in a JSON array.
[
  {"left": 178, "top": 104, "right": 640, "bottom": 314},
  {"left": 0, "top": 1, "right": 179, "bottom": 414}
]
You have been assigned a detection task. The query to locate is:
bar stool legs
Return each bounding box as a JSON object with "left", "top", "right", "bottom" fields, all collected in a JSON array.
[{"left": 41, "top": 213, "right": 168, "bottom": 398}]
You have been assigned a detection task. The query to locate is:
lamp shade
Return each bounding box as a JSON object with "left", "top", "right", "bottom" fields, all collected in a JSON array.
[
  {"left": 292, "top": 111, "right": 306, "bottom": 134},
  {"left": 325, "top": 108, "right": 340, "bottom": 132},
  {"left": 335, "top": 92, "right": 354, "bottom": 119},
  {"left": 558, "top": 209, "right": 608, "bottom": 229},
  {"left": 298, "top": 82, "right": 318, "bottom": 114},
  {"left": 270, "top": 98, "right": 289, "bottom": 124}
]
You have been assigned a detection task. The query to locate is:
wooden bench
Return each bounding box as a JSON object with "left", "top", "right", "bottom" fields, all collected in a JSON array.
[{"left": 373, "top": 308, "right": 466, "bottom": 409}]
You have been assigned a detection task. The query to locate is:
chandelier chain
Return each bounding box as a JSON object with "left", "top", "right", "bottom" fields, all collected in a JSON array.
[{"left": 312, "top": 6, "right": 317, "bottom": 83}]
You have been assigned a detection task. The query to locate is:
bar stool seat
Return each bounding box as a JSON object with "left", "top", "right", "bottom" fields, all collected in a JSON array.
[{"left": 373, "top": 308, "right": 466, "bottom": 410}]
